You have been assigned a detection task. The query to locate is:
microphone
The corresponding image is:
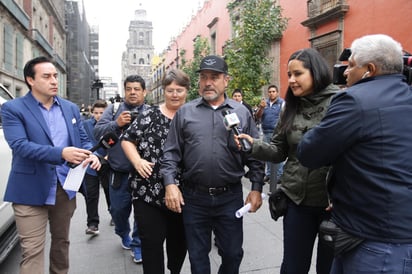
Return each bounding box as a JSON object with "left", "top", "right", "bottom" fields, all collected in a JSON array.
[
  {"left": 222, "top": 109, "right": 252, "bottom": 152},
  {"left": 90, "top": 131, "right": 118, "bottom": 151},
  {"left": 68, "top": 132, "right": 118, "bottom": 168}
]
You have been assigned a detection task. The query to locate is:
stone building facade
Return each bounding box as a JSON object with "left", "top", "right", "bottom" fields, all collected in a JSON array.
[
  {"left": 121, "top": 6, "right": 154, "bottom": 92},
  {"left": 0, "top": 0, "right": 66, "bottom": 98}
]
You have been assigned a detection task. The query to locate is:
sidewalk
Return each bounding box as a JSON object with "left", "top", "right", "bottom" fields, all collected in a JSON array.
[{"left": 68, "top": 182, "right": 317, "bottom": 273}]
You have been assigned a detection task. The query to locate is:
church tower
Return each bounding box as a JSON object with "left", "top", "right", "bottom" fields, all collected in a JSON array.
[{"left": 121, "top": 4, "right": 154, "bottom": 90}]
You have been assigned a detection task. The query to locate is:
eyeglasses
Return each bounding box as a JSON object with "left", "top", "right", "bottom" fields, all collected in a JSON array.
[{"left": 165, "top": 88, "right": 186, "bottom": 94}]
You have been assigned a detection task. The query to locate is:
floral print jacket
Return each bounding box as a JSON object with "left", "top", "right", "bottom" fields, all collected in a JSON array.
[{"left": 122, "top": 106, "right": 181, "bottom": 209}]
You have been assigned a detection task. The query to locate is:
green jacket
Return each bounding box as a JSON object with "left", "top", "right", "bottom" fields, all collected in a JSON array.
[{"left": 251, "top": 84, "right": 340, "bottom": 206}]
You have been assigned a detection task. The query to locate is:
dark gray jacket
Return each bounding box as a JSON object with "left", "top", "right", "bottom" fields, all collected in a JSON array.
[
  {"left": 298, "top": 75, "right": 412, "bottom": 242},
  {"left": 94, "top": 102, "right": 149, "bottom": 172}
]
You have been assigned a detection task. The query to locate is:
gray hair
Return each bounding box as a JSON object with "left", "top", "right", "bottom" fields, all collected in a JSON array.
[{"left": 350, "top": 34, "right": 403, "bottom": 74}]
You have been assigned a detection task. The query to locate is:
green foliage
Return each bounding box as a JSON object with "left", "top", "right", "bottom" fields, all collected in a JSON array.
[
  {"left": 225, "top": 0, "right": 288, "bottom": 106},
  {"left": 181, "top": 36, "right": 210, "bottom": 101}
]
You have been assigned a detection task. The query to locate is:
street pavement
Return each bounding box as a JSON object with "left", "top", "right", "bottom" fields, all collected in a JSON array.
[{"left": 0, "top": 182, "right": 317, "bottom": 274}]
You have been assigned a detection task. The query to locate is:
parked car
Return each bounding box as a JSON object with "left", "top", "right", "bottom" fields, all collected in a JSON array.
[{"left": 0, "top": 84, "right": 18, "bottom": 263}]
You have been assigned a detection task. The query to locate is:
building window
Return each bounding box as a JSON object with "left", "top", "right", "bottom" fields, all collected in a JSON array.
[
  {"left": 16, "top": 33, "right": 24, "bottom": 77},
  {"left": 308, "top": 0, "right": 343, "bottom": 17},
  {"left": 320, "top": 0, "right": 338, "bottom": 13},
  {"left": 304, "top": 0, "right": 349, "bottom": 25},
  {"left": 3, "top": 24, "right": 14, "bottom": 72},
  {"left": 232, "top": 15, "right": 240, "bottom": 38},
  {"left": 207, "top": 17, "right": 219, "bottom": 55},
  {"left": 210, "top": 32, "right": 216, "bottom": 55},
  {"left": 310, "top": 30, "right": 342, "bottom": 72},
  {"left": 139, "top": 32, "right": 144, "bottom": 45}
]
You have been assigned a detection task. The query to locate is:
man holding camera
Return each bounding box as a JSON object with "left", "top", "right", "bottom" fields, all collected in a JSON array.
[
  {"left": 297, "top": 34, "right": 412, "bottom": 273},
  {"left": 94, "top": 75, "right": 149, "bottom": 263}
]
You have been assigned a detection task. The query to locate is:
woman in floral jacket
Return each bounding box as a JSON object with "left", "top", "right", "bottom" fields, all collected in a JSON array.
[{"left": 122, "top": 69, "right": 189, "bottom": 274}]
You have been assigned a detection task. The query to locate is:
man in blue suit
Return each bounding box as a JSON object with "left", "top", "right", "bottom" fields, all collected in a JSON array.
[{"left": 1, "top": 56, "right": 101, "bottom": 274}]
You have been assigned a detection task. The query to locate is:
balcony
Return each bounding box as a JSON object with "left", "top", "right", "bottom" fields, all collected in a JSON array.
[{"left": 302, "top": 0, "right": 349, "bottom": 28}]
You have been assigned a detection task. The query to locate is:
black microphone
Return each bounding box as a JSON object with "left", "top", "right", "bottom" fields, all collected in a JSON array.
[
  {"left": 90, "top": 131, "right": 118, "bottom": 151},
  {"left": 222, "top": 109, "right": 252, "bottom": 152},
  {"left": 68, "top": 132, "right": 118, "bottom": 168}
]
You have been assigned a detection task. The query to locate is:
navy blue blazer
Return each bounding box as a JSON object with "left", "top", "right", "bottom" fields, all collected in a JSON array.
[
  {"left": 1, "top": 91, "right": 93, "bottom": 205},
  {"left": 297, "top": 74, "right": 412, "bottom": 242}
]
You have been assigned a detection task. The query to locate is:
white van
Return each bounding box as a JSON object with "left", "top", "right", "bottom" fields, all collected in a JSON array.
[{"left": 0, "top": 84, "right": 18, "bottom": 263}]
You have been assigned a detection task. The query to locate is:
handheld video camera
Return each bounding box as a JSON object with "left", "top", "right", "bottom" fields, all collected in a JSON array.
[
  {"left": 130, "top": 110, "right": 139, "bottom": 122},
  {"left": 332, "top": 48, "right": 351, "bottom": 86},
  {"left": 333, "top": 48, "right": 412, "bottom": 86},
  {"left": 404, "top": 53, "right": 412, "bottom": 85}
]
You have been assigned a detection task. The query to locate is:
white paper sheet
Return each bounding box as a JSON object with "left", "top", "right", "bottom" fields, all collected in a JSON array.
[
  {"left": 235, "top": 193, "right": 266, "bottom": 218},
  {"left": 63, "top": 162, "right": 89, "bottom": 191}
]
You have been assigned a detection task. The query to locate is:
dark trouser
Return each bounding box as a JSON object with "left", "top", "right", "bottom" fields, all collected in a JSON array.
[
  {"left": 133, "top": 199, "right": 187, "bottom": 274},
  {"left": 97, "top": 167, "right": 111, "bottom": 210},
  {"left": 82, "top": 173, "right": 100, "bottom": 227},
  {"left": 182, "top": 184, "right": 244, "bottom": 274},
  {"left": 331, "top": 241, "right": 412, "bottom": 273},
  {"left": 109, "top": 171, "right": 141, "bottom": 248},
  {"left": 281, "top": 200, "right": 333, "bottom": 274}
]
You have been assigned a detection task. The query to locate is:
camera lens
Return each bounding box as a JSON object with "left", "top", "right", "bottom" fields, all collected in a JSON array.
[
  {"left": 323, "top": 235, "right": 333, "bottom": 242},
  {"left": 130, "top": 110, "right": 139, "bottom": 121}
]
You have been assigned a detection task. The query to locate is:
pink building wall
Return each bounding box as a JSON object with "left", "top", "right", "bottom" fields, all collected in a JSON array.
[
  {"left": 165, "top": 0, "right": 412, "bottom": 97},
  {"left": 164, "top": 0, "right": 232, "bottom": 68},
  {"left": 277, "top": 0, "right": 412, "bottom": 96},
  {"left": 277, "top": 0, "right": 310, "bottom": 94},
  {"left": 343, "top": 0, "right": 411, "bottom": 49}
]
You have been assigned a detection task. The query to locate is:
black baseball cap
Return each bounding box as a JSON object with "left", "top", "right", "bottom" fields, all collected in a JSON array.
[{"left": 196, "top": 55, "right": 228, "bottom": 74}]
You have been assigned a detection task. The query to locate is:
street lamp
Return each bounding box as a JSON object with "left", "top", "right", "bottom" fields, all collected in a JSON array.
[
  {"left": 167, "top": 40, "right": 179, "bottom": 69},
  {"left": 91, "top": 79, "right": 103, "bottom": 100}
]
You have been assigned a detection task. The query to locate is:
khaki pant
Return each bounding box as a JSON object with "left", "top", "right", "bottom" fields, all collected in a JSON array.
[{"left": 13, "top": 184, "right": 76, "bottom": 274}]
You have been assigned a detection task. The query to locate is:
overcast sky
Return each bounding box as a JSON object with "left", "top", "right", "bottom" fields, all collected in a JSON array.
[{"left": 82, "top": 0, "right": 204, "bottom": 84}]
